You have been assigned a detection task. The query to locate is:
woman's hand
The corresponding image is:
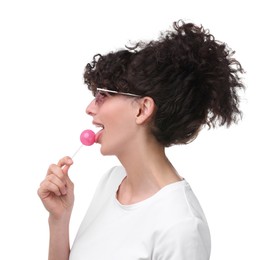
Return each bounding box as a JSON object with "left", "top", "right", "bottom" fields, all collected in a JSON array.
[{"left": 38, "top": 156, "right": 75, "bottom": 220}]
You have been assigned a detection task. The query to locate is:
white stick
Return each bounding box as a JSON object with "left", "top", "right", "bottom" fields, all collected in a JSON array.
[{"left": 71, "top": 144, "right": 83, "bottom": 158}]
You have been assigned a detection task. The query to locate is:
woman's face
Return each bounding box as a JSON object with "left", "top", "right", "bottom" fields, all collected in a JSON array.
[{"left": 86, "top": 91, "right": 140, "bottom": 156}]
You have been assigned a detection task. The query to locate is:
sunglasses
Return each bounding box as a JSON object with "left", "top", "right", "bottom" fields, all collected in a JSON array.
[{"left": 94, "top": 88, "right": 142, "bottom": 104}]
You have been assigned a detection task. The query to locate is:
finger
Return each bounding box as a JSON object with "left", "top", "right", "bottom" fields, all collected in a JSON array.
[
  {"left": 47, "top": 163, "right": 63, "bottom": 177},
  {"left": 46, "top": 156, "right": 73, "bottom": 177},
  {"left": 57, "top": 156, "right": 74, "bottom": 175},
  {"left": 38, "top": 181, "right": 62, "bottom": 198},
  {"left": 46, "top": 174, "right": 67, "bottom": 195},
  {"left": 57, "top": 156, "right": 73, "bottom": 168}
]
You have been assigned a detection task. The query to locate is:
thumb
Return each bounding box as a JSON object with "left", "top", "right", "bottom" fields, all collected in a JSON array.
[
  {"left": 57, "top": 156, "right": 74, "bottom": 176},
  {"left": 57, "top": 156, "right": 73, "bottom": 173},
  {"left": 62, "top": 157, "right": 74, "bottom": 187},
  {"left": 63, "top": 164, "right": 72, "bottom": 176}
]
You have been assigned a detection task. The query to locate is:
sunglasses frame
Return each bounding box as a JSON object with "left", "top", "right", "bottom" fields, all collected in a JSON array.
[{"left": 96, "top": 88, "right": 142, "bottom": 98}]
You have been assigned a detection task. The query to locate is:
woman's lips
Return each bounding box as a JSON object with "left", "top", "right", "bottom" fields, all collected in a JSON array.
[{"left": 92, "top": 121, "right": 104, "bottom": 143}]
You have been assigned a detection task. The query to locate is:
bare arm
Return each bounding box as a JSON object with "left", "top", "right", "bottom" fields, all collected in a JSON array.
[
  {"left": 38, "top": 156, "right": 74, "bottom": 260},
  {"left": 48, "top": 215, "right": 71, "bottom": 260}
]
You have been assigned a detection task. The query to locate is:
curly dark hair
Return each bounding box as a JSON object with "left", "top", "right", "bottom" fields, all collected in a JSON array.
[{"left": 84, "top": 20, "right": 245, "bottom": 147}]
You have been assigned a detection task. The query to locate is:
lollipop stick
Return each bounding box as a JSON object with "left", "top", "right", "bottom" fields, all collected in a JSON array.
[{"left": 71, "top": 144, "right": 83, "bottom": 158}]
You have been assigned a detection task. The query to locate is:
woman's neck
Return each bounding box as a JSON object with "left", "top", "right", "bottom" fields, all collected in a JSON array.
[{"left": 116, "top": 139, "right": 182, "bottom": 205}]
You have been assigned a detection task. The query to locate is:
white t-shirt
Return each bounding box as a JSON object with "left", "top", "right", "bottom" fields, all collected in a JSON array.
[{"left": 70, "top": 166, "right": 211, "bottom": 260}]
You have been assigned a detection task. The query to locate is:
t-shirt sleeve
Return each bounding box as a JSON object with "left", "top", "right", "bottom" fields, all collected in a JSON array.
[{"left": 153, "top": 217, "right": 211, "bottom": 260}]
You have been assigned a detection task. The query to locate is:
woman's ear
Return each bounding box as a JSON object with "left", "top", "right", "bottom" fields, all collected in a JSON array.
[{"left": 135, "top": 97, "right": 156, "bottom": 125}]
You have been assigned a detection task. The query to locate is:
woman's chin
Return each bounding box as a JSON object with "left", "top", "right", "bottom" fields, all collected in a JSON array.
[{"left": 99, "top": 145, "right": 114, "bottom": 156}]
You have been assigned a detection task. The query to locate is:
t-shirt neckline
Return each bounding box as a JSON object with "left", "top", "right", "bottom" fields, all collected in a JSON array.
[{"left": 113, "top": 175, "right": 186, "bottom": 211}]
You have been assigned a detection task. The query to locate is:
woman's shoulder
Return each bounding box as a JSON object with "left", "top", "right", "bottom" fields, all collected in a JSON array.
[
  {"left": 149, "top": 181, "right": 211, "bottom": 259},
  {"left": 151, "top": 180, "right": 207, "bottom": 222}
]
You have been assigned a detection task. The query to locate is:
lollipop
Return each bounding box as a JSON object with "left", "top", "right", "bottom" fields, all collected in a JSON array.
[
  {"left": 72, "top": 129, "right": 96, "bottom": 158},
  {"left": 80, "top": 129, "right": 96, "bottom": 146}
]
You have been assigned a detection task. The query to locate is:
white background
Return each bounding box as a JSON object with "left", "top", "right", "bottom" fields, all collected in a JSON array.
[{"left": 0, "top": 0, "right": 276, "bottom": 259}]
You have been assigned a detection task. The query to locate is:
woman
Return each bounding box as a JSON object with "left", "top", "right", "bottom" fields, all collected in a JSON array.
[{"left": 38, "top": 20, "right": 245, "bottom": 260}]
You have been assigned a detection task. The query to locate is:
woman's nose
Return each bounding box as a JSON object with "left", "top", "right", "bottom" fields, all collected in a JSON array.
[{"left": 86, "top": 99, "right": 97, "bottom": 116}]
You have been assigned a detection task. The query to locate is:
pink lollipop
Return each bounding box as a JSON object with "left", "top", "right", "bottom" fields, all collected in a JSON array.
[
  {"left": 80, "top": 129, "right": 96, "bottom": 146},
  {"left": 72, "top": 129, "right": 96, "bottom": 158}
]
